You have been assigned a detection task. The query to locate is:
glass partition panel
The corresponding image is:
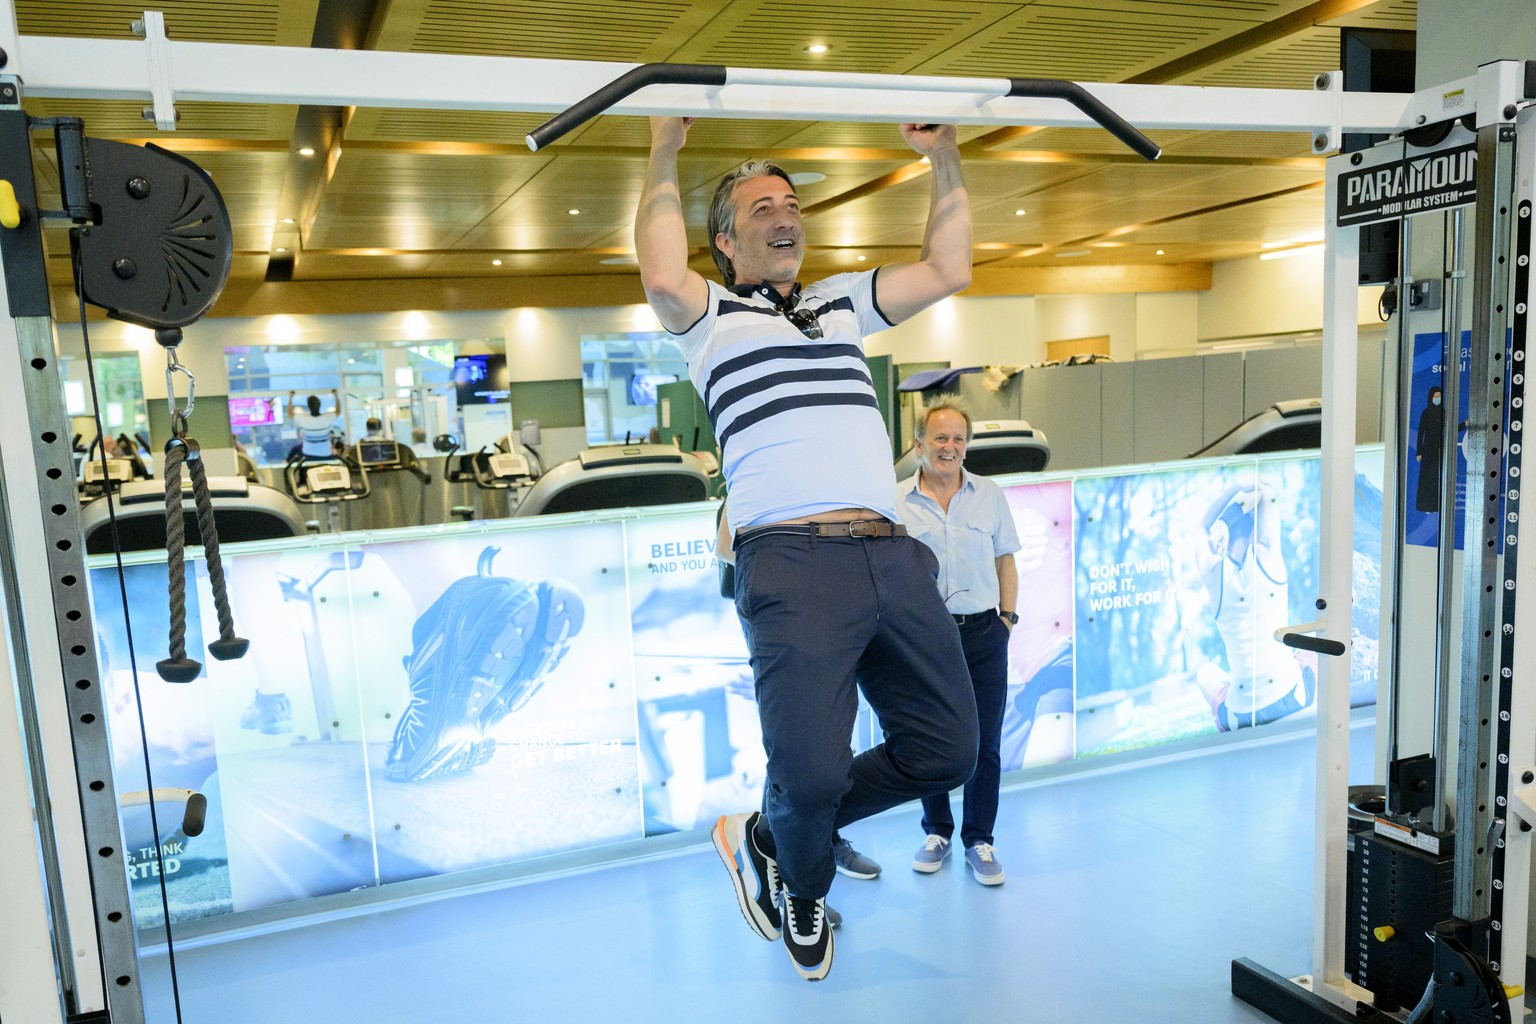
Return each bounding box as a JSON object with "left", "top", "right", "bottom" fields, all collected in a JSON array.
[{"left": 91, "top": 445, "right": 1383, "bottom": 942}]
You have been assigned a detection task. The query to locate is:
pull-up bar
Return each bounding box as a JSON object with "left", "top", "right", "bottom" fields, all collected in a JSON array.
[{"left": 526, "top": 62, "right": 1162, "bottom": 161}]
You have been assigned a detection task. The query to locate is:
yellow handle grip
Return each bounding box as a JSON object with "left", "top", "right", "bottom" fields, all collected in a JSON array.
[{"left": 0, "top": 180, "right": 21, "bottom": 229}]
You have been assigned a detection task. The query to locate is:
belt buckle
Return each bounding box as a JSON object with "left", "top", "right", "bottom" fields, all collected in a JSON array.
[{"left": 847, "top": 519, "right": 877, "bottom": 538}]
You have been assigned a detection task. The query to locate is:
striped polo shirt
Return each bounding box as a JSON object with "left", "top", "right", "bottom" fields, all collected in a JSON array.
[{"left": 673, "top": 270, "right": 898, "bottom": 532}]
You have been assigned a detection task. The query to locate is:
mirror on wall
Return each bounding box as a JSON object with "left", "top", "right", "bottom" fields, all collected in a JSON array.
[{"left": 224, "top": 339, "right": 507, "bottom": 466}]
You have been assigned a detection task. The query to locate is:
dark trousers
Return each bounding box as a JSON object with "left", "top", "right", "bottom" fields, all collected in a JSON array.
[
  {"left": 734, "top": 531, "right": 979, "bottom": 899},
  {"left": 920, "top": 613, "right": 1009, "bottom": 848}
]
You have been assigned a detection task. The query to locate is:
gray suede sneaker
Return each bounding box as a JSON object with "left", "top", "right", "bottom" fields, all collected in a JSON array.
[{"left": 832, "top": 834, "right": 881, "bottom": 879}]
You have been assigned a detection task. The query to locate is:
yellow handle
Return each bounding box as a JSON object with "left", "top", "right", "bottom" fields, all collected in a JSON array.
[
  {"left": 1373, "top": 926, "right": 1395, "bottom": 942},
  {"left": 1504, "top": 983, "right": 1525, "bottom": 999},
  {"left": 0, "top": 180, "right": 20, "bottom": 229}
]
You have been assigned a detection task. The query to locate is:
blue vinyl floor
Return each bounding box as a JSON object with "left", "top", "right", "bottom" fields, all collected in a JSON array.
[{"left": 139, "top": 719, "right": 1375, "bottom": 1023}]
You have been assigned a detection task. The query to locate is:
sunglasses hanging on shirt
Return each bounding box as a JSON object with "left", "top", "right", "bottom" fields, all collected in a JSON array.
[
  {"left": 784, "top": 306, "right": 823, "bottom": 340},
  {"left": 730, "top": 282, "right": 824, "bottom": 340}
]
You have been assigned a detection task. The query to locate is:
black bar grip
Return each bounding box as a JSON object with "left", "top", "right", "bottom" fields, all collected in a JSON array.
[
  {"left": 1007, "top": 78, "right": 1161, "bottom": 161},
  {"left": 527, "top": 63, "right": 729, "bottom": 151},
  {"left": 1281, "top": 632, "right": 1347, "bottom": 658},
  {"left": 182, "top": 792, "right": 208, "bottom": 838}
]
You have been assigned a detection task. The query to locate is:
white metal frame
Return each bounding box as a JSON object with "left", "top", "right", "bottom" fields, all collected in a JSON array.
[
  {"left": 1313, "top": 150, "right": 1366, "bottom": 1010},
  {"left": 5, "top": 18, "right": 1414, "bottom": 136},
  {"left": 1, "top": 2, "right": 1529, "bottom": 1019},
  {"left": 0, "top": 266, "right": 66, "bottom": 1024},
  {"left": 1307, "top": 61, "right": 1536, "bottom": 1019}
]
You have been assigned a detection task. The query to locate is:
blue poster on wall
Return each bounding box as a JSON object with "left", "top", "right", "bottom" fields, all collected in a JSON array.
[
  {"left": 193, "top": 524, "right": 641, "bottom": 917},
  {"left": 88, "top": 446, "right": 1388, "bottom": 932},
  {"left": 998, "top": 479, "right": 1076, "bottom": 771},
  {"left": 626, "top": 508, "right": 757, "bottom": 836},
  {"left": 1406, "top": 330, "right": 1470, "bottom": 549},
  {"left": 1072, "top": 453, "right": 1382, "bottom": 756},
  {"left": 625, "top": 507, "right": 882, "bottom": 835},
  {"left": 92, "top": 559, "right": 233, "bottom": 928}
]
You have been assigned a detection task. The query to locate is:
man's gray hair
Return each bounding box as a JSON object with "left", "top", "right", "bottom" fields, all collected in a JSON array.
[
  {"left": 708, "top": 160, "right": 796, "bottom": 286},
  {"left": 916, "top": 400, "right": 973, "bottom": 442}
]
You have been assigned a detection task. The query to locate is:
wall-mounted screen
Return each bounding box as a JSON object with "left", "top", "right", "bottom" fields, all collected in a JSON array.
[
  {"left": 229, "top": 396, "right": 281, "bottom": 428},
  {"left": 628, "top": 372, "right": 677, "bottom": 407},
  {"left": 453, "top": 354, "right": 509, "bottom": 405}
]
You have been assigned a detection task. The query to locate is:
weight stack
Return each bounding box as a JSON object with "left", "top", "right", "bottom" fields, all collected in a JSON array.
[{"left": 1345, "top": 823, "right": 1454, "bottom": 1012}]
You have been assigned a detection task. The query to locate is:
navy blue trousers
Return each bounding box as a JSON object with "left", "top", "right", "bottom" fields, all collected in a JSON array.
[
  {"left": 920, "top": 613, "right": 1010, "bottom": 848},
  {"left": 734, "top": 530, "right": 978, "bottom": 898}
]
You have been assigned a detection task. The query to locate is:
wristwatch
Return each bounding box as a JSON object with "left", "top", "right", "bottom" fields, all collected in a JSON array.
[{"left": 999, "top": 610, "right": 1019, "bottom": 625}]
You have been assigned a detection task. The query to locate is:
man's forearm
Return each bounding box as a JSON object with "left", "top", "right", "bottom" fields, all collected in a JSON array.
[
  {"left": 636, "top": 145, "right": 690, "bottom": 287},
  {"left": 919, "top": 144, "right": 971, "bottom": 289},
  {"left": 996, "top": 553, "right": 1018, "bottom": 615}
]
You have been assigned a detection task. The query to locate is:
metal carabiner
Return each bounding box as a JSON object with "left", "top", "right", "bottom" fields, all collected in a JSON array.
[{"left": 164, "top": 346, "right": 196, "bottom": 437}]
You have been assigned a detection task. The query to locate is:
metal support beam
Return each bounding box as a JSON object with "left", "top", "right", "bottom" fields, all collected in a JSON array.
[
  {"left": 3, "top": 31, "right": 1413, "bottom": 135},
  {"left": 0, "top": 90, "right": 141, "bottom": 1022},
  {"left": 1452, "top": 120, "right": 1516, "bottom": 923},
  {"left": 1312, "top": 146, "right": 1361, "bottom": 1008},
  {"left": 0, "top": 278, "right": 66, "bottom": 1020}
]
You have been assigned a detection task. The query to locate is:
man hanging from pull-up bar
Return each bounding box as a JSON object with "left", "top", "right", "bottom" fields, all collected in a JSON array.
[{"left": 635, "top": 116, "right": 979, "bottom": 982}]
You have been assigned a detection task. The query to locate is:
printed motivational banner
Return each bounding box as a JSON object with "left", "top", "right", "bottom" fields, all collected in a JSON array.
[{"left": 93, "top": 448, "right": 1383, "bottom": 927}]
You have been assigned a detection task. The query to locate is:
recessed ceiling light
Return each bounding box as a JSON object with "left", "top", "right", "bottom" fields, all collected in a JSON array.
[
  {"left": 273, "top": 247, "right": 288, "bottom": 253},
  {"left": 804, "top": 43, "right": 829, "bottom": 54},
  {"left": 856, "top": 255, "right": 867, "bottom": 261},
  {"left": 1014, "top": 209, "right": 1026, "bottom": 216},
  {"left": 789, "top": 171, "right": 826, "bottom": 186},
  {"left": 280, "top": 217, "right": 295, "bottom": 225},
  {"left": 1055, "top": 249, "right": 1089, "bottom": 258},
  {"left": 491, "top": 258, "right": 503, "bottom": 266},
  {"left": 568, "top": 208, "right": 580, "bottom": 216},
  {"left": 1156, "top": 249, "right": 1165, "bottom": 255},
  {"left": 297, "top": 147, "right": 315, "bottom": 157}
]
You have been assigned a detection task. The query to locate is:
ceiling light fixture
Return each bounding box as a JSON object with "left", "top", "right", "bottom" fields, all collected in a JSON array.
[
  {"left": 1156, "top": 249, "right": 1166, "bottom": 255},
  {"left": 273, "top": 247, "right": 288, "bottom": 253},
  {"left": 856, "top": 255, "right": 867, "bottom": 261},
  {"left": 599, "top": 255, "right": 639, "bottom": 266},
  {"left": 804, "top": 43, "right": 829, "bottom": 54},
  {"left": 297, "top": 147, "right": 315, "bottom": 157},
  {"left": 789, "top": 171, "right": 826, "bottom": 186},
  {"left": 1055, "top": 249, "right": 1090, "bottom": 258},
  {"left": 491, "top": 259, "right": 503, "bottom": 266},
  {"left": 1259, "top": 243, "right": 1323, "bottom": 261},
  {"left": 1260, "top": 234, "right": 1323, "bottom": 249},
  {"left": 280, "top": 217, "right": 295, "bottom": 225},
  {"left": 1014, "top": 209, "right": 1026, "bottom": 216},
  {"left": 568, "top": 208, "right": 580, "bottom": 216}
]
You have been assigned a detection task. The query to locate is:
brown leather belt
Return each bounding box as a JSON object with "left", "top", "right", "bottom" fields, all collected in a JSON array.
[{"left": 739, "top": 518, "right": 908, "bottom": 541}]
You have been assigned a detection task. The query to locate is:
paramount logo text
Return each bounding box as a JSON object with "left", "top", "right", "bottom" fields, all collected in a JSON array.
[{"left": 1340, "top": 146, "right": 1477, "bottom": 223}]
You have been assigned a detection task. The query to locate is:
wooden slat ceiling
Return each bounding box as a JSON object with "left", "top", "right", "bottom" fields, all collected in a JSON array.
[{"left": 15, "top": 0, "right": 1417, "bottom": 312}]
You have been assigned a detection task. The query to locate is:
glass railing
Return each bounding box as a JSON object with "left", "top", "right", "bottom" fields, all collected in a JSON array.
[{"left": 89, "top": 444, "right": 1384, "bottom": 934}]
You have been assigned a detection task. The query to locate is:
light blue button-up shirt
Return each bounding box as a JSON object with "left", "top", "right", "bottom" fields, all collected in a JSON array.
[{"left": 898, "top": 469, "right": 1021, "bottom": 615}]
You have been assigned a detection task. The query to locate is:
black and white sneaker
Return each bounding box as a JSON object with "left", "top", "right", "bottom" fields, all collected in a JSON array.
[
  {"left": 781, "top": 894, "right": 834, "bottom": 981},
  {"left": 712, "top": 812, "right": 781, "bottom": 941}
]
